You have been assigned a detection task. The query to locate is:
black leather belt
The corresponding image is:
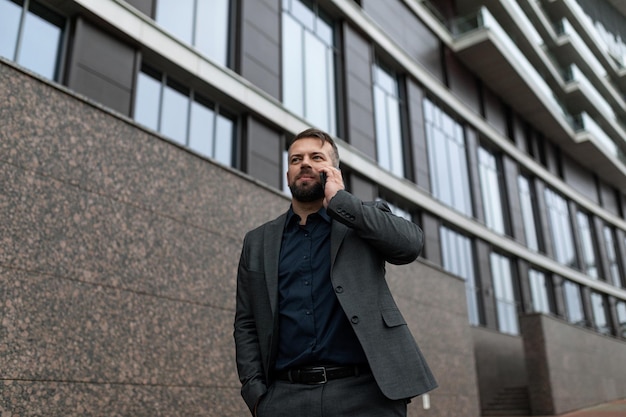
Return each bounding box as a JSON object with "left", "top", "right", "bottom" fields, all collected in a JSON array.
[{"left": 275, "top": 364, "right": 370, "bottom": 384}]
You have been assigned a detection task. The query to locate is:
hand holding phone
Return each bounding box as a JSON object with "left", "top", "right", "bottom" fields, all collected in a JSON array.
[{"left": 320, "top": 171, "right": 327, "bottom": 190}]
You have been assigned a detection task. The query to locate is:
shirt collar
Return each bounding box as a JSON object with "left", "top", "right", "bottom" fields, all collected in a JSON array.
[{"left": 285, "top": 205, "right": 331, "bottom": 227}]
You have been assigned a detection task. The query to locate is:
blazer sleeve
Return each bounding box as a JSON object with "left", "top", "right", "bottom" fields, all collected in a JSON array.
[{"left": 326, "top": 190, "right": 424, "bottom": 265}]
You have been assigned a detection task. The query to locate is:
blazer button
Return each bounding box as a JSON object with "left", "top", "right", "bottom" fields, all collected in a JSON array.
[
  {"left": 335, "top": 286, "right": 344, "bottom": 293},
  {"left": 351, "top": 316, "right": 359, "bottom": 324}
]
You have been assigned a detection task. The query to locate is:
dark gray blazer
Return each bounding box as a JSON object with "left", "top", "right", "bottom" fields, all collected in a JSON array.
[{"left": 234, "top": 190, "right": 437, "bottom": 412}]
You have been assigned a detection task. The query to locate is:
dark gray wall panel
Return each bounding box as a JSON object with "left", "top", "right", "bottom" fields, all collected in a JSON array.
[
  {"left": 343, "top": 23, "right": 375, "bottom": 157},
  {"left": 444, "top": 49, "right": 480, "bottom": 114},
  {"left": 125, "top": 0, "right": 154, "bottom": 16},
  {"left": 407, "top": 80, "right": 430, "bottom": 191},
  {"left": 245, "top": 116, "right": 283, "bottom": 189},
  {"left": 66, "top": 18, "right": 136, "bottom": 115},
  {"left": 561, "top": 154, "right": 599, "bottom": 205},
  {"left": 362, "top": 0, "right": 443, "bottom": 83},
  {"left": 239, "top": 0, "right": 280, "bottom": 99}
]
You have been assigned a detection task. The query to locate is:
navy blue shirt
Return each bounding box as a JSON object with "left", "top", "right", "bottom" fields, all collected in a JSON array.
[{"left": 275, "top": 207, "right": 366, "bottom": 371}]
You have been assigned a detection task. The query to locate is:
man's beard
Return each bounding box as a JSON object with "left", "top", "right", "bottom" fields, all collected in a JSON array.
[{"left": 289, "top": 179, "right": 325, "bottom": 202}]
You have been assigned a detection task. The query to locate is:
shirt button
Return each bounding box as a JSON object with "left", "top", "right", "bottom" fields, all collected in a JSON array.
[
  {"left": 335, "top": 286, "right": 344, "bottom": 293},
  {"left": 351, "top": 316, "right": 359, "bottom": 324},
  {"left": 306, "top": 311, "right": 312, "bottom": 316}
]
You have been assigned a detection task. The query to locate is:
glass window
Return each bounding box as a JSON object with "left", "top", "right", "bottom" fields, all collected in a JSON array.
[
  {"left": 424, "top": 99, "right": 472, "bottom": 217},
  {"left": 576, "top": 211, "right": 599, "bottom": 279},
  {"left": 373, "top": 62, "right": 404, "bottom": 178},
  {"left": 517, "top": 175, "right": 540, "bottom": 251},
  {"left": 490, "top": 253, "right": 519, "bottom": 335},
  {"left": 155, "top": 0, "right": 230, "bottom": 66},
  {"left": 544, "top": 188, "right": 577, "bottom": 268},
  {"left": 590, "top": 292, "right": 610, "bottom": 335},
  {"left": 282, "top": 0, "right": 336, "bottom": 134},
  {"left": 134, "top": 65, "right": 235, "bottom": 167},
  {"left": 529, "top": 269, "right": 551, "bottom": 314},
  {"left": 478, "top": 147, "right": 506, "bottom": 234},
  {"left": 603, "top": 225, "right": 623, "bottom": 288},
  {"left": 440, "top": 226, "right": 481, "bottom": 325},
  {"left": 563, "top": 280, "right": 585, "bottom": 326},
  {"left": 161, "top": 80, "right": 190, "bottom": 145},
  {"left": 134, "top": 69, "right": 162, "bottom": 130},
  {"left": 0, "top": 0, "right": 65, "bottom": 80},
  {"left": 616, "top": 301, "right": 626, "bottom": 339}
]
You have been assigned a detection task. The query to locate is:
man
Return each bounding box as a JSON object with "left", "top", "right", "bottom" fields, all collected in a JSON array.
[{"left": 234, "top": 128, "right": 436, "bottom": 417}]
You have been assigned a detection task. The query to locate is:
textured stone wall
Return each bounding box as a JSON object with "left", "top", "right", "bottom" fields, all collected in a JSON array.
[
  {"left": 521, "top": 313, "right": 626, "bottom": 415},
  {"left": 0, "top": 60, "right": 478, "bottom": 416}
]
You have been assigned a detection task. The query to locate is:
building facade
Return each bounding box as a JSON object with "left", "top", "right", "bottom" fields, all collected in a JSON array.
[{"left": 1, "top": 0, "right": 626, "bottom": 416}]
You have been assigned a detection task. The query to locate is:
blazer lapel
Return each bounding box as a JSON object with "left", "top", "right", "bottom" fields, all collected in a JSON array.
[{"left": 263, "top": 213, "right": 287, "bottom": 317}]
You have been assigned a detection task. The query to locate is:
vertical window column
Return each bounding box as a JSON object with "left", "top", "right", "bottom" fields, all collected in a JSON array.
[
  {"left": 529, "top": 269, "right": 552, "bottom": 314},
  {"left": 373, "top": 61, "right": 405, "bottom": 178},
  {"left": 590, "top": 292, "right": 611, "bottom": 335},
  {"left": 576, "top": 211, "right": 599, "bottom": 279},
  {"left": 490, "top": 252, "right": 519, "bottom": 335},
  {"left": 518, "top": 175, "right": 541, "bottom": 251},
  {"left": 563, "top": 280, "right": 585, "bottom": 326},
  {"left": 603, "top": 225, "right": 623, "bottom": 288},
  {"left": 478, "top": 147, "right": 506, "bottom": 234},
  {"left": 424, "top": 99, "right": 473, "bottom": 217},
  {"left": 440, "top": 226, "right": 481, "bottom": 326},
  {"left": 545, "top": 188, "right": 577, "bottom": 268},
  {"left": 282, "top": 0, "right": 337, "bottom": 134}
]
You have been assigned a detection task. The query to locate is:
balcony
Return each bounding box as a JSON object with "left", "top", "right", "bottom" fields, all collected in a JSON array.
[
  {"left": 563, "top": 64, "right": 626, "bottom": 145},
  {"left": 542, "top": 0, "right": 626, "bottom": 86},
  {"left": 450, "top": 7, "right": 573, "bottom": 145},
  {"left": 570, "top": 112, "right": 626, "bottom": 189},
  {"left": 553, "top": 18, "right": 626, "bottom": 115}
]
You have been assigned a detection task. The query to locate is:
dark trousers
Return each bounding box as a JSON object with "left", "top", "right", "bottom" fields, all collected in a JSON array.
[{"left": 256, "top": 372, "right": 407, "bottom": 417}]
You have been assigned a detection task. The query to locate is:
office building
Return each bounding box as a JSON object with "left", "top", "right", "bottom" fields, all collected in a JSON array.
[{"left": 1, "top": 0, "right": 625, "bottom": 415}]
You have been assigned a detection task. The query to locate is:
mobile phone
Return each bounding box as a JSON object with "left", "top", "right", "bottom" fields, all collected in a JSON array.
[{"left": 320, "top": 171, "right": 327, "bottom": 189}]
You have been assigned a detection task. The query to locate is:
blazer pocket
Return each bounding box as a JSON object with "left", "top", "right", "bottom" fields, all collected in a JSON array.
[{"left": 381, "top": 308, "right": 407, "bottom": 328}]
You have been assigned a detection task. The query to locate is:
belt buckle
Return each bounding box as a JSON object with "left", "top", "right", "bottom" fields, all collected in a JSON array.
[{"left": 310, "top": 366, "right": 328, "bottom": 384}]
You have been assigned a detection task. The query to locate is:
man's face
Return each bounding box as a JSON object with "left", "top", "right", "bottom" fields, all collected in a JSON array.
[{"left": 286, "top": 137, "right": 334, "bottom": 202}]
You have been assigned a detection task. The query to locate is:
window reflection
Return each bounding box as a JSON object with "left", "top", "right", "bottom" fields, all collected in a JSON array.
[
  {"left": 545, "top": 188, "right": 577, "bottom": 268},
  {"left": 518, "top": 175, "right": 540, "bottom": 251},
  {"left": 590, "top": 292, "right": 610, "bottom": 335},
  {"left": 0, "top": 0, "right": 64, "bottom": 81},
  {"left": 603, "top": 226, "right": 622, "bottom": 287},
  {"left": 478, "top": 147, "right": 505, "bottom": 234},
  {"left": 490, "top": 253, "right": 518, "bottom": 335},
  {"left": 617, "top": 301, "right": 626, "bottom": 339},
  {"left": 440, "top": 226, "right": 481, "bottom": 326},
  {"left": 563, "top": 280, "right": 585, "bottom": 326},
  {"left": 155, "top": 0, "right": 230, "bottom": 66},
  {"left": 424, "top": 99, "right": 472, "bottom": 217},
  {"left": 161, "top": 81, "right": 189, "bottom": 145},
  {"left": 576, "top": 211, "right": 598, "bottom": 279},
  {"left": 529, "top": 269, "right": 551, "bottom": 314},
  {"left": 282, "top": 0, "right": 336, "bottom": 134},
  {"left": 0, "top": 0, "right": 22, "bottom": 60},
  {"left": 134, "top": 65, "right": 235, "bottom": 167},
  {"left": 373, "top": 62, "right": 404, "bottom": 178}
]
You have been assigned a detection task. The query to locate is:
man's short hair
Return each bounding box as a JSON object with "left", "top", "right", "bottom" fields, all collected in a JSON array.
[{"left": 290, "top": 128, "right": 340, "bottom": 168}]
